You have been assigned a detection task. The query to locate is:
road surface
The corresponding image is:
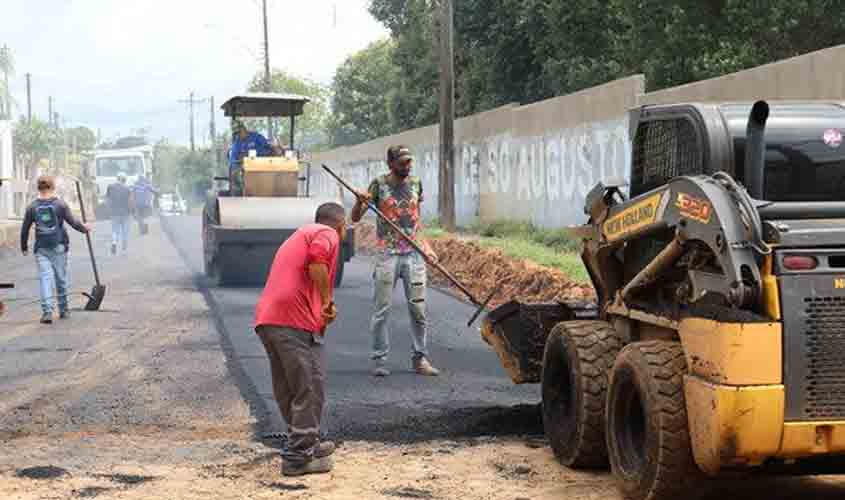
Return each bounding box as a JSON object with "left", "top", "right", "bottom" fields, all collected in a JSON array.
[
  {"left": 160, "top": 214, "right": 540, "bottom": 442},
  {"left": 1, "top": 216, "right": 844, "bottom": 499}
]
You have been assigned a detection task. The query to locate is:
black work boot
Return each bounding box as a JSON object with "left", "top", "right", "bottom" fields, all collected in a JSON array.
[
  {"left": 59, "top": 310, "right": 70, "bottom": 320},
  {"left": 40, "top": 312, "right": 53, "bottom": 324}
]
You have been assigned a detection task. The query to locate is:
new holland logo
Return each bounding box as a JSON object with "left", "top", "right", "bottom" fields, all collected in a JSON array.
[{"left": 603, "top": 193, "right": 663, "bottom": 242}]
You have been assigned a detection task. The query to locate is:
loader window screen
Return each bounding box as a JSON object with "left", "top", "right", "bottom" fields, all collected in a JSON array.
[
  {"left": 96, "top": 157, "right": 143, "bottom": 177},
  {"left": 631, "top": 117, "right": 703, "bottom": 196},
  {"left": 763, "top": 142, "right": 845, "bottom": 202}
]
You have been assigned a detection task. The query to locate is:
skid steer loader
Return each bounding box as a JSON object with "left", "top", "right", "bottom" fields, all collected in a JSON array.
[{"left": 483, "top": 101, "right": 845, "bottom": 500}]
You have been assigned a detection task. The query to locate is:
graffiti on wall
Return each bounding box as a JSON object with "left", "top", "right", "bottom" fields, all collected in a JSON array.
[{"left": 310, "top": 116, "right": 631, "bottom": 228}]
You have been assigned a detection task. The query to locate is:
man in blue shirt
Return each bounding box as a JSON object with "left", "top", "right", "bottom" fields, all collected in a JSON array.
[
  {"left": 229, "top": 120, "right": 272, "bottom": 194},
  {"left": 131, "top": 175, "right": 158, "bottom": 234}
]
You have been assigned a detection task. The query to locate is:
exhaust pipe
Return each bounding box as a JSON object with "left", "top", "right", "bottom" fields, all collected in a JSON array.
[{"left": 744, "top": 100, "right": 770, "bottom": 199}]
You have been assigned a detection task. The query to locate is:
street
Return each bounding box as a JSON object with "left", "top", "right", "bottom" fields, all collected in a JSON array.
[{"left": 2, "top": 217, "right": 845, "bottom": 499}]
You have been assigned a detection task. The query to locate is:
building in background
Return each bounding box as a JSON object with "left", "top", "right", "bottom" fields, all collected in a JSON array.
[{"left": 0, "top": 120, "right": 30, "bottom": 219}]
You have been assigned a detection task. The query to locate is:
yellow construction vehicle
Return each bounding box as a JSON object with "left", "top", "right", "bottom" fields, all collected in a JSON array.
[{"left": 484, "top": 101, "right": 845, "bottom": 500}]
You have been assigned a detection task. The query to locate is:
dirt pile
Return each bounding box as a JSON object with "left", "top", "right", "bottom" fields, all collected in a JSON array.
[{"left": 353, "top": 222, "right": 595, "bottom": 308}]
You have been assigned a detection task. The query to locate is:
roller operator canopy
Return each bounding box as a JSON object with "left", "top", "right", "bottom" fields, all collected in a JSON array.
[{"left": 221, "top": 93, "right": 311, "bottom": 118}]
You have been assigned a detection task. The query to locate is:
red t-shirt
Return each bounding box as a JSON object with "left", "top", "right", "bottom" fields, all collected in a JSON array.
[{"left": 255, "top": 223, "right": 339, "bottom": 335}]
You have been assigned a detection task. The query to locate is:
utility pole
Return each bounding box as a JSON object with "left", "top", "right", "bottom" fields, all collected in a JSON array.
[
  {"left": 25, "top": 73, "right": 31, "bottom": 123},
  {"left": 262, "top": 0, "right": 273, "bottom": 139},
  {"left": 178, "top": 92, "right": 204, "bottom": 152},
  {"left": 189, "top": 92, "right": 195, "bottom": 152},
  {"left": 438, "top": 0, "right": 456, "bottom": 231},
  {"left": 48, "top": 96, "right": 53, "bottom": 127},
  {"left": 210, "top": 96, "right": 218, "bottom": 170}
]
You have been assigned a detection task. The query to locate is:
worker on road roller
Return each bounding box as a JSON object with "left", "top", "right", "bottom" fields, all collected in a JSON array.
[{"left": 228, "top": 119, "right": 273, "bottom": 196}]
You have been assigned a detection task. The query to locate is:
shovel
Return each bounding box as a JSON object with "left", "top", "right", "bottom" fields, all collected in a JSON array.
[
  {"left": 321, "top": 164, "right": 500, "bottom": 327},
  {"left": 74, "top": 180, "right": 106, "bottom": 311}
]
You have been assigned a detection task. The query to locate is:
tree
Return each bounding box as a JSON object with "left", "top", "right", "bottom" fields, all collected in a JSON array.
[
  {"left": 13, "top": 117, "right": 61, "bottom": 184},
  {"left": 246, "top": 70, "right": 331, "bottom": 151},
  {"left": 363, "top": 0, "right": 845, "bottom": 135},
  {"left": 329, "top": 38, "right": 402, "bottom": 146},
  {"left": 65, "top": 126, "right": 97, "bottom": 152}
]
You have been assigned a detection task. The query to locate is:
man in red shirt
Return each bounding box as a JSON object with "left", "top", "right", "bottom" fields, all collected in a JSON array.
[{"left": 254, "top": 202, "right": 347, "bottom": 476}]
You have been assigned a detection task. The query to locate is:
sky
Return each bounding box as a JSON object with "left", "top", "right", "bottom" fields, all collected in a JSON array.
[{"left": 1, "top": 0, "right": 388, "bottom": 146}]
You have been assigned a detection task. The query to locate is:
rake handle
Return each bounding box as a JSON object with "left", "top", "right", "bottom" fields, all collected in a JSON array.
[{"left": 322, "top": 164, "right": 482, "bottom": 305}]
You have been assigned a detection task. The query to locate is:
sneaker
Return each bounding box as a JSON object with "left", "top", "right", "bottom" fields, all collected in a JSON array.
[
  {"left": 316, "top": 440, "right": 336, "bottom": 458},
  {"left": 371, "top": 359, "right": 390, "bottom": 377},
  {"left": 282, "top": 456, "right": 333, "bottom": 477},
  {"left": 40, "top": 313, "right": 53, "bottom": 324},
  {"left": 59, "top": 310, "right": 70, "bottom": 320},
  {"left": 413, "top": 356, "right": 440, "bottom": 376}
]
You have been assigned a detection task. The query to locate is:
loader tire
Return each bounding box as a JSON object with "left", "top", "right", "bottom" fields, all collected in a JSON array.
[
  {"left": 542, "top": 320, "right": 622, "bottom": 468},
  {"left": 606, "top": 341, "right": 703, "bottom": 500}
]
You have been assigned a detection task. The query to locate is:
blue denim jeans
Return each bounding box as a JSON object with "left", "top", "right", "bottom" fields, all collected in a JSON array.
[
  {"left": 111, "top": 215, "right": 130, "bottom": 252},
  {"left": 370, "top": 252, "right": 429, "bottom": 361},
  {"left": 35, "top": 244, "right": 69, "bottom": 314}
]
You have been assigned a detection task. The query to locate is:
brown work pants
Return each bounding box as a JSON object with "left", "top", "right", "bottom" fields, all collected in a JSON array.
[{"left": 256, "top": 325, "right": 326, "bottom": 464}]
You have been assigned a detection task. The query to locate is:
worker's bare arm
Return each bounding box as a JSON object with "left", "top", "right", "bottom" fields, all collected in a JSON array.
[
  {"left": 307, "top": 262, "right": 336, "bottom": 323},
  {"left": 350, "top": 190, "right": 372, "bottom": 223}
]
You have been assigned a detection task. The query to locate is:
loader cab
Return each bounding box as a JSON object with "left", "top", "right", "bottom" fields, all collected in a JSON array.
[
  {"left": 629, "top": 102, "right": 845, "bottom": 203},
  {"left": 719, "top": 102, "right": 845, "bottom": 203}
]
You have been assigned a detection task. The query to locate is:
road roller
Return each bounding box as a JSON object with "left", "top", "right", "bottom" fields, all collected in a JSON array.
[{"left": 202, "top": 93, "right": 354, "bottom": 286}]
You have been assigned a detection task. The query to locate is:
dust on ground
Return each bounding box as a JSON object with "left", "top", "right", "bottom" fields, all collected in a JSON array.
[
  {"left": 0, "top": 433, "right": 620, "bottom": 500},
  {"left": 354, "top": 222, "right": 594, "bottom": 308}
]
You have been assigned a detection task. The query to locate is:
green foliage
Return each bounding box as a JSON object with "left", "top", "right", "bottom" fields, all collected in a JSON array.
[
  {"left": 329, "top": 38, "right": 402, "bottom": 146},
  {"left": 13, "top": 117, "right": 61, "bottom": 174},
  {"left": 474, "top": 237, "right": 589, "bottom": 283},
  {"left": 359, "top": 0, "right": 845, "bottom": 137},
  {"left": 422, "top": 217, "right": 588, "bottom": 282},
  {"left": 246, "top": 70, "right": 331, "bottom": 151},
  {"left": 65, "top": 126, "right": 97, "bottom": 152},
  {"left": 152, "top": 140, "right": 217, "bottom": 205},
  {"left": 178, "top": 150, "right": 216, "bottom": 204},
  {"left": 472, "top": 220, "right": 581, "bottom": 253}
]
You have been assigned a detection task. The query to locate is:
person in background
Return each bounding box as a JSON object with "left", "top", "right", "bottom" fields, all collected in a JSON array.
[
  {"left": 228, "top": 119, "right": 272, "bottom": 195},
  {"left": 350, "top": 145, "right": 440, "bottom": 377},
  {"left": 106, "top": 173, "right": 132, "bottom": 255},
  {"left": 254, "top": 202, "right": 347, "bottom": 477},
  {"left": 131, "top": 175, "right": 158, "bottom": 234},
  {"left": 20, "top": 175, "right": 92, "bottom": 324}
]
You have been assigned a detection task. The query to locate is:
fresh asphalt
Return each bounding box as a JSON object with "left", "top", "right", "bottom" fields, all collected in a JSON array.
[{"left": 161, "top": 215, "right": 542, "bottom": 443}]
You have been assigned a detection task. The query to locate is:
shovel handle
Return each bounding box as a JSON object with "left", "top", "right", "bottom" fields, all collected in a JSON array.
[{"left": 75, "top": 181, "right": 101, "bottom": 287}]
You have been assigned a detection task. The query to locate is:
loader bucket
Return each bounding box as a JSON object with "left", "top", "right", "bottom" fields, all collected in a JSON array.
[{"left": 481, "top": 301, "right": 597, "bottom": 384}]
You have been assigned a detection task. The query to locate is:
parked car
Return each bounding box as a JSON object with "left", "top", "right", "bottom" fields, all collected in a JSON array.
[{"left": 159, "top": 192, "right": 186, "bottom": 215}]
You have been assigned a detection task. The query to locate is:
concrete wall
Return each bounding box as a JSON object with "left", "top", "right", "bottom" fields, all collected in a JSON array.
[
  {"left": 310, "top": 75, "right": 644, "bottom": 228},
  {"left": 309, "top": 44, "right": 845, "bottom": 229},
  {"left": 641, "top": 44, "right": 845, "bottom": 104}
]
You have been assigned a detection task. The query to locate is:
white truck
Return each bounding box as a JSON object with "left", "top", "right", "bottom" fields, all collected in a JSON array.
[{"left": 91, "top": 145, "right": 153, "bottom": 218}]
